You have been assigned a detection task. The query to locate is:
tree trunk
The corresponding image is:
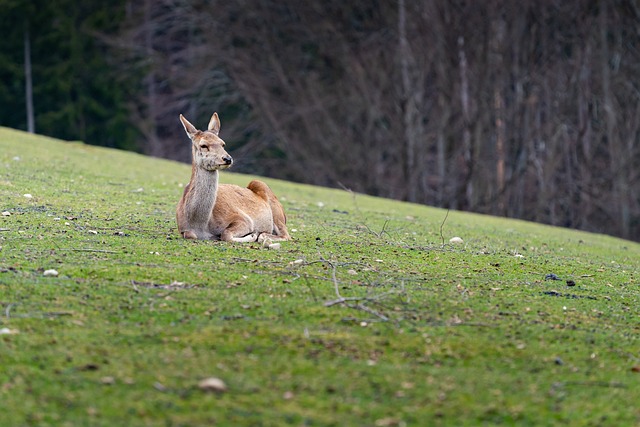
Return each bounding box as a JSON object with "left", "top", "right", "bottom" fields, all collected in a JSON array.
[
  {"left": 144, "top": 0, "right": 159, "bottom": 155},
  {"left": 24, "top": 22, "right": 34, "bottom": 134},
  {"left": 398, "top": 0, "right": 418, "bottom": 202},
  {"left": 457, "top": 36, "right": 472, "bottom": 210},
  {"left": 491, "top": 16, "right": 506, "bottom": 215},
  {"left": 600, "top": 2, "right": 629, "bottom": 238}
]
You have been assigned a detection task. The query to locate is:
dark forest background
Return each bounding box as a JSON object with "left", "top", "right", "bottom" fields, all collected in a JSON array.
[{"left": 2, "top": 0, "right": 639, "bottom": 241}]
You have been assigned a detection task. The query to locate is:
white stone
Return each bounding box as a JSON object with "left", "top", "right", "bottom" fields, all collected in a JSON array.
[{"left": 198, "top": 377, "right": 227, "bottom": 392}]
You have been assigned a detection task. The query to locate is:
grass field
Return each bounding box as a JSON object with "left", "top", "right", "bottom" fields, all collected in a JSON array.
[{"left": 1, "top": 126, "right": 639, "bottom": 426}]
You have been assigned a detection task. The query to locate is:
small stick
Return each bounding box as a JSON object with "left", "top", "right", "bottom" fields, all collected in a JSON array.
[
  {"left": 439, "top": 208, "right": 450, "bottom": 246},
  {"left": 60, "top": 248, "right": 119, "bottom": 253}
]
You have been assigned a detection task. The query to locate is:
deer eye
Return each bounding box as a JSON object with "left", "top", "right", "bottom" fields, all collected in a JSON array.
[{"left": 199, "top": 144, "right": 208, "bottom": 150}]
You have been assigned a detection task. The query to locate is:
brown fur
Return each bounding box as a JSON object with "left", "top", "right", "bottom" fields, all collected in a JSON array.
[{"left": 176, "top": 112, "right": 290, "bottom": 242}]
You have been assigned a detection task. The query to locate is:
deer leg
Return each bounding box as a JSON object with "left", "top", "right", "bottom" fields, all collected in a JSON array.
[
  {"left": 220, "top": 219, "right": 258, "bottom": 243},
  {"left": 257, "top": 233, "right": 290, "bottom": 243},
  {"left": 182, "top": 230, "right": 198, "bottom": 239},
  {"left": 231, "top": 233, "right": 258, "bottom": 243}
]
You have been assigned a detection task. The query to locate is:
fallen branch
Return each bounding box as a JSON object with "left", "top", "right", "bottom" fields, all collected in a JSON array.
[
  {"left": 324, "top": 296, "right": 370, "bottom": 307},
  {"left": 320, "top": 256, "right": 398, "bottom": 322},
  {"left": 60, "top": 248, "right": 120, "bottom": 253},
  {"left": 552, "top": 380, "right": 626, "bottom": 389}
]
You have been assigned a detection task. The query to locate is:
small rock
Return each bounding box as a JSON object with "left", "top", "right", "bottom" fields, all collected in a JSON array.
[
  {"left": 449, "top": 236, "right": 464, "bottom": 244},
  {"left": 43, "top": 269, "right": 59, "bottom": 277},
  {"left": 100, "top": 376, "right": 115, "bottom": 385},
  {"left": 23, "top": 194, "right": 33, "bottom": 199},
  {"left": 291, "top": 259, "right": 304, "bottom": 265},
  {"left": 283, "top": 391, "right": 295, "bottom": 400},
  {"left": 198, "top": 377, "right": 227, "bottom": 393},
  {"left": 1, "top": 211, "right": 10, "bottom": 217},
  {"left": 153, "top": 382, "right": 167, "bottom": 392},
  {"left": 268, "top": 243, "right": 281, "bottom": 250},
  {"left": 375, "top": 417, "right": 403, "bottom": 427},
  {"left": 88, "top": 230, "right": 98, "bottom": 235},
  {"left": 347, "top": 269, "right": 358, "bottom": 275},
  {"left": 0, "top": 328, "right": 19, "bottom": 335}
]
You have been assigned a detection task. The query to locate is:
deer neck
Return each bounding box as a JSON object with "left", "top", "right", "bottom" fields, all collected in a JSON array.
[{"left": 185, "top": 165, "right": 219, "bottom": 227}]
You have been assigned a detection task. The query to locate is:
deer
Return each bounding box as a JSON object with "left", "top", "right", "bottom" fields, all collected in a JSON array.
[{"left": 176, "top": 112, "right": 290, "bottom": 243}]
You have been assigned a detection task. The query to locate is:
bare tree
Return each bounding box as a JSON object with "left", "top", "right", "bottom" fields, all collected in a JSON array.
[
  {"left": 110, "top": 0, "right": 640, "bottom": 241},
  {"left": 24, "top": 21, "right": 34, "bottom": 134}
]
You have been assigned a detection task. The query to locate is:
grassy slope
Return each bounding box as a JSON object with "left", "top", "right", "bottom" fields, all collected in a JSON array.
[{"left": 1, "top": 127, "right": 638, "bottom": 426}]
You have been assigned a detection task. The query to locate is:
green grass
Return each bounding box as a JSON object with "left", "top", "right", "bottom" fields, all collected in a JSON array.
[{"left": 1, "top": 126, "right": 639, "bottom": 426}]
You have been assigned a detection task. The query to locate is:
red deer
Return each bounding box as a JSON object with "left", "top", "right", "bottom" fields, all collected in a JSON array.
[{"left": 176, "top": 112, "right": 290, "bottom": 243}]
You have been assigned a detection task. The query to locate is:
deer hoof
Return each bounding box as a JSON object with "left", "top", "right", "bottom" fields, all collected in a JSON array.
[
  {"left": 260, "top": 235, "right": 273, "bottom": 247},
  {"left": 182, "top": 230, "right": 198, "bottom": 239}
]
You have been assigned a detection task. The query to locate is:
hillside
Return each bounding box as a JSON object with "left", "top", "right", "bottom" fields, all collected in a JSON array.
[{"left": 1, "top": 127, "right": 639, "bottom": 426}]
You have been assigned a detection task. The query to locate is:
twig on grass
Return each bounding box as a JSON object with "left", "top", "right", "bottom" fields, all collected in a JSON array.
[
  {"left": 339, "top": 183, "right": 395, "bottom": 241},
  {"left": 364, "top": 219, "right": 391, "bottom": 239},
  {"left": 338, "top": 182, "right": 359, "bottom": 212},
  {"left": 552, "top": 380, "right": 626, "bottom": 389},
  {"left": 60, "top": 248, "right": 120, "bottom": 254},
  {"left": 302, "top": 275, "right": 319, "bottom": 303},
  {"left": 5, "top": 303, "right": 15, "bottom": 319},
  {"left": 320, "top": 256, "right": 396, "bottom": 322},
  {"left": 439, "top": 208, "right": 450, "bottom": 246}
]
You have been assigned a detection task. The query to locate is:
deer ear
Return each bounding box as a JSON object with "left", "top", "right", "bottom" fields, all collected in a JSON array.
[
  {"left": 179, "top": 114, "right": 198, "bottom": 139},
  {"left": 208, "top": 112, "right": 221, "bottom": 135}
]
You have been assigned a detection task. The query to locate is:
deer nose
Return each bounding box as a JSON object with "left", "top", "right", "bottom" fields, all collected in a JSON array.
[{"left": 223, "top": 155, "right": 233, "bottom": 165}]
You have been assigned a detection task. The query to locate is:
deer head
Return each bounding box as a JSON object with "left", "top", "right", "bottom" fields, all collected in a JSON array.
[{"left": 179, "top": 112, "right": 233, "bottom": 171}]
